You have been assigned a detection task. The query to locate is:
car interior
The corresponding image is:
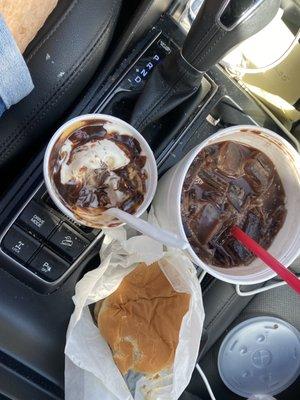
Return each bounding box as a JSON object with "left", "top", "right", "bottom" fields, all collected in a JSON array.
[{"left": 0, "top": 0, "right": 299, "bottom": 399}]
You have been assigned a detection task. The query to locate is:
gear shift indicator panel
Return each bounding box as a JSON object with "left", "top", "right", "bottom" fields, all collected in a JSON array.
[
  {"left": 99, "top": 34, "right": 175, "bottom": 122},
  {"left": 131, "top": 54, "right": 160, "bottom": 85},
  {"left": 123, "top": 37, "right": 172, "bottom": 90}
]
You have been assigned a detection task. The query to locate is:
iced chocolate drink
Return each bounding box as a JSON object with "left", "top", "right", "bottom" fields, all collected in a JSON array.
[
  {"left": 181, "top": 141, "right": 286, "bottom": 267},
  {"left": 48, "top": 119, "right": 148, "bottom": 226}
]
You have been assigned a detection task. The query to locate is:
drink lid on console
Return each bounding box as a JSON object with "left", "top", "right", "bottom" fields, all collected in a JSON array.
[{"left": 218, "top": 316, "right": 300, "bottom": 398}]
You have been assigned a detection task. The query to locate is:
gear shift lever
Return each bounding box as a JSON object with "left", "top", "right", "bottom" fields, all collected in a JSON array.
[
  {"left": 131, "top": 0, "right": 280, "bottom": 132},
  {"left": 182, "top": 0, "right": 280, "bottom": 72}
]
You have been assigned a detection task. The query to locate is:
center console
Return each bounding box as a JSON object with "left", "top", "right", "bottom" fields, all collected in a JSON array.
[{"left": 0, "top": 13, "right": 295, "bottom": 400}]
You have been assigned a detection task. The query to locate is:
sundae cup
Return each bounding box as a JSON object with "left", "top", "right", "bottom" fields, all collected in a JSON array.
[{"left": 44, "top": 114, "right": 157, "bottom": 228}]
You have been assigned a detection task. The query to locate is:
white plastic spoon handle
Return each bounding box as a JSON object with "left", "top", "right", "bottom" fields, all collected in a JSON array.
[{"left": 106, "top": 208, "right": 188, "bottom": 249}]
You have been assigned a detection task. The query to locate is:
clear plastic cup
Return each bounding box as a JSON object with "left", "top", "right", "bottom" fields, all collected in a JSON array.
[
  {"left": 153, "top": 125, "right": 300, "bottom": 285},
  {"left": 44, "top": 114, "right": 158, "bottom": 228}
]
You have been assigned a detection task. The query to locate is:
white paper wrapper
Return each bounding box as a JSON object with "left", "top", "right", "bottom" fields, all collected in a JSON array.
[{"left": 65, "top": 229, "right": 205, "bottom": 400}]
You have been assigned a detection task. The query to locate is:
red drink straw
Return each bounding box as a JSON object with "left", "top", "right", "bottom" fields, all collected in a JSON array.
[{"left": 231, "top": 225, "right": 300, "bottom": 295}]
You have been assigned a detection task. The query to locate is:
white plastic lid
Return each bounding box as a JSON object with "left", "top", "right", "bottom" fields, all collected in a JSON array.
[{"left": 218, "top": 317, "right": 300, "bottom": 398}]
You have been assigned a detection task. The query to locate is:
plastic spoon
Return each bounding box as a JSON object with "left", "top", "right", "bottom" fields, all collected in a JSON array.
[
  {"left": 105, "top": 208, "right": 188, "bottom": 249},
  {"left": 231, "top": 225, "right": 300, "bottom": 295}
]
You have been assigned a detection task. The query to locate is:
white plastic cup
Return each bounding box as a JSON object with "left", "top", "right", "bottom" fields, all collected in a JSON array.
[
  {"left": 44, "top": 114, "right": 158, "bottom": 228},
  {"left": 153, "top": 125, "right": 300, "bottom": 285}
]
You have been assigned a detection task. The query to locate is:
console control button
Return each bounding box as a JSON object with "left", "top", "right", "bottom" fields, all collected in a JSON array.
[
  {"left": 29, "top": 246, "right": 69, "bottom": 281},
  {"left": 17, "top": 201, "right": 60, "bottom": 239},
  {"left": 49, "top": 223, "right": 89, "bottom": 261},
  {"left": 2, "top": 225, "right": 40, "bottom": 263}
]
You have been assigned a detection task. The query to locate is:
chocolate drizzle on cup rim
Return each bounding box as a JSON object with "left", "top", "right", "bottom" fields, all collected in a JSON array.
[{"left": 48, "top": 119, "right": 148, "bottom": 227}]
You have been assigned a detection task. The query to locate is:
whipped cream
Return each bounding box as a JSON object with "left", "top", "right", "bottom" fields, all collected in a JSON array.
[{"left": 60, "top": 138, "right": 130, "bottom": 185}]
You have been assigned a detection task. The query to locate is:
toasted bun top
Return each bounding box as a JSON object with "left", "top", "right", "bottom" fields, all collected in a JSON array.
[{"left": 97, "top": 262, "right": 190, "bottom": 375}]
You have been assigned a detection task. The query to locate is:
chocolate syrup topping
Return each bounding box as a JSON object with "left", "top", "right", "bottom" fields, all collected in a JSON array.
[
  {"left": 181, "top": 141, "right": 286, "bottom": 267},
  {"left": 50, "top": 121, "right": 148, "bottom": 220}
]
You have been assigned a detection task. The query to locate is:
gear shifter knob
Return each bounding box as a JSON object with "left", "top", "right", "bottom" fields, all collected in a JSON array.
[
  {"left": 131, "top": 0, "right": 281, "bottom": 133},
  {"left": 182, "top": 0, "right": 281, "bottom": 72}
]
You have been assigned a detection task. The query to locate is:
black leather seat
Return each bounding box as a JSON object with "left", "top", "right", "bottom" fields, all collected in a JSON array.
[{"left": 0, "top": 0, "right": 121, "bottom": 192}]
